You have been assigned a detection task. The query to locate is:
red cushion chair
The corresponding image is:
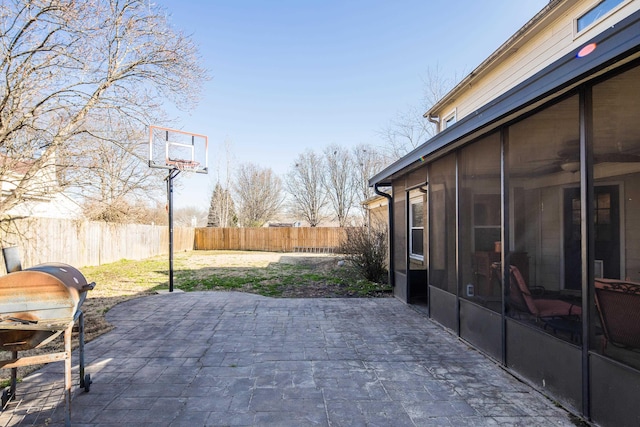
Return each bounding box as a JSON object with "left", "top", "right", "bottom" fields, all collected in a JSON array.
[
  {"left": 594, "top": 279, "right": 640, "bottom": 351},
  {"left": 509, "top": 265, "right": 582, "bottom": 319}
]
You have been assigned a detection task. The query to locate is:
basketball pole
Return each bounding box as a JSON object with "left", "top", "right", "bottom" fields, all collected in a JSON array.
[
  {"left": 166, "top": 167, "right": 180, "bottom": 292},
  {"left": 150, "top": 125, "right": 208, "bottom": 293}
]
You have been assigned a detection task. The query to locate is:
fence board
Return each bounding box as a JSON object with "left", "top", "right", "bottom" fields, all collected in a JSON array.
[
  {"left": 0, "top": 218, "right": 194, "bottom": 272},
  {"left": 194, "top": 227, "right": 350, "bottom": 252},
  {"left": 0, "top": 219, "right": 353, "bottom": 274}
]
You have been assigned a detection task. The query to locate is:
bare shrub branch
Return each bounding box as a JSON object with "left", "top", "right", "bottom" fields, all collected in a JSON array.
[{"left": 338, "top": 225, "right": 388, "bottom": 284}]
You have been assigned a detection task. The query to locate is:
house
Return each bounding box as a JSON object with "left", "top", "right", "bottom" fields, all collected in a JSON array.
[
  {"left": 362, "top": 194, "right": 389, "bottom": 229},
  {"left": 0, "top": 153, "right": 84, "bottom": 220},
  {"left": 4, "top": 192, "right": 83, "bottom": 219},
  {"left": 369, "top": 1, "right": 640, "bottom": 425}
]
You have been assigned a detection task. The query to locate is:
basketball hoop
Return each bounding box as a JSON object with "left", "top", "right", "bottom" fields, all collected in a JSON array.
[
  {"left": 148, "top": 125, "right": 208, "bottom": 293},
  {"left": 167, "top": 159, "right": 200, "bottom": 172},
  {"left": 148, "top": 125, "right": 208, "bottom": 174}
]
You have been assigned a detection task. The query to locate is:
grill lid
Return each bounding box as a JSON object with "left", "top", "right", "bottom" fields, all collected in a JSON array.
[{"left": 0, "top": 263, "right": 95, "bottom": 351}]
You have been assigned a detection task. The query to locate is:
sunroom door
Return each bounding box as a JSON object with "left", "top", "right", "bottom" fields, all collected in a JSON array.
[{"left": 563, "top": 185, "right": 620, "bottom": 290}]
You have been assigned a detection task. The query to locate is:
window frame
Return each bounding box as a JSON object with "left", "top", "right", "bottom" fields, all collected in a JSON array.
[
  {"left": 409, "top": 193, "right": 425, "bottom": 261},
  {"left": 442, "top": 109, "right": 457, "bottom": 130},
  {"left": 575, "top": 0, "right": 627, "bottom": 34}
]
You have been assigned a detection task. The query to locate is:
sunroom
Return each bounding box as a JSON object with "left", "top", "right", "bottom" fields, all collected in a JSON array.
[{"left": 370, "top": 8, "right": 640, "bottom": 426}]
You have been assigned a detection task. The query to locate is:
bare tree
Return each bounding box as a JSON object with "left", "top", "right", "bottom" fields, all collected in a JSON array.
[
  {"left": 323, "top": 145, "right": 356, "bottom": 227},
  {"left": 234, "top": 163, "right": 283, "bottom": 227},
  {"left": 285, "top": 151, "right": 328, "bottom": 227},
  {"left": 0, "top": 0, "right": 206, "bottom": 217},
  {"left": 379, "top": 106, "right": 431, "bottom": 162},
  {"left": 63, "top": 118, "right": 164, "bottom": 222},
  {"left": 141, "top": 202, "right": 169, "bottom": 226},
  {"left": 421, "top": 64, "right": 458, "bottom": 113},
  {"left": 352, "top": 144, "right": 385, "bottom": 219},
  {"left": 378, "top": 65, "right": 459, "bottom": 163},
  {"left": 207, "top": 182, "right": 236, "bottom": 227},
  {"left": 207, "top": 139, "right": 236, "bottom": 227},
  {"left": 175, "top": 206, "right": 207, "bottom": 227}
]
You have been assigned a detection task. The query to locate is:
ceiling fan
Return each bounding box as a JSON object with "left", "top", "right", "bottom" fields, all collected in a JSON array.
[{"left": 530, "top": 140, "right": 640, "bottom": 174}]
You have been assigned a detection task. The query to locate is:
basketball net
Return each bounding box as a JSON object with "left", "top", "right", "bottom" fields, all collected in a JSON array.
[{"left": 166, "top": 159, "right": 200, "bottom": 172}]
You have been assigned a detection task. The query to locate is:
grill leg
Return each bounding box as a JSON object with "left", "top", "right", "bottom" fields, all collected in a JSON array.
[
  {"left": 10, "top": 351, "right": 17, "bottom": 399},
  {"left": 64, "top": 323, "right": 72, "bottom": 427},
  {"left": 79, "top": 311, "right": 85, "bottom": 382},
  {"left": 78, "top": 311, "right": 91, "bottom": 392},
  {"left": 1, "top": 351, "right": 18, "bottom": 409}
]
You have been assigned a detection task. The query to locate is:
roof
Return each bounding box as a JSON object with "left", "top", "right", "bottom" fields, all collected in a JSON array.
[
  {"left": 370, "top": 7, "right": 640, "bottom": 186},
  {"left": 362, "top": 194, "right": 389, "bottom": 208},
  {"left": 0, "top": 153, "right": 35, "bottom": 175}
]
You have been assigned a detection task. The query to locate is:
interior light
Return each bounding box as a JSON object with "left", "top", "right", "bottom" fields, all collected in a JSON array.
[{"left": 577, "top": 43, "right": 597, "bottom": 58}]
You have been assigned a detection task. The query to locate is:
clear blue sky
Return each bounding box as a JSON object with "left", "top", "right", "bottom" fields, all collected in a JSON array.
[{"left": 160, "top": 0, "right": 549, "bottom": 210}]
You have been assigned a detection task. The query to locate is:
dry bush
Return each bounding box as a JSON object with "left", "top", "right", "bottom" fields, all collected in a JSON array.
[{"left": 338, "top": 225, "right": 388, "bottom": 284}]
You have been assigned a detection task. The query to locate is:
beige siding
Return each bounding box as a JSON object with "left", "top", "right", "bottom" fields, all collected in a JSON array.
[
  {"left": 435, "top": 0, "right": 640, "bottom": 125},
  {"left": 363, "top": 195, "right": 389, "bottom": 229},
  {"left": 368, "top": 204, "right": 388, "bottom": 229}
]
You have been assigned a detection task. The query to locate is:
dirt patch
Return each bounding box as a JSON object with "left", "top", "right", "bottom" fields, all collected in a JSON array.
[
  {"left": 169, "top": 251, "right": 391, "bottom": 297},
  {"left": 180, "top": 251, "right": 341, "bottom": 269}
]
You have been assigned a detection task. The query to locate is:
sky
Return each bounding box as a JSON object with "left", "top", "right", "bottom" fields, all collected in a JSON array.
[{"left": 159, "top": 0, "right": 550, "bottom": 211}]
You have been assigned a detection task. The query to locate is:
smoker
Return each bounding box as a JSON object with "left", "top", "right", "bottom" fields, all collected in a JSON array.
[{"left": 0, "top": 254, "right": 95, "bottom": 426}]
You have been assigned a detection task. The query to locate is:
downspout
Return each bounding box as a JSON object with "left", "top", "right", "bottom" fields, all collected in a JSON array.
[
  {"left": 427, "top": 114, "right": 440, "bottom": 128},
  {"left": 426, "top": 115, "right": 440, "bottom": 136},
  {"left": 374, "top": 183, "right": 394, "bottom": 288}
]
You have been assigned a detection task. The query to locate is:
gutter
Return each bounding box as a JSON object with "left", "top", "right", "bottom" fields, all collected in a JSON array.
[{"left": 374, "top": 183, "right": 394, "bottom": 288}]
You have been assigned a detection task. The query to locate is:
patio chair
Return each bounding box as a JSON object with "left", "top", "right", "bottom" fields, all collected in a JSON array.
[
  {"left": 507, "top": 265, "right": 582, "bottom": 320},
  {"left": 594, "top": 279, "right": 640, "bottom": 351}
]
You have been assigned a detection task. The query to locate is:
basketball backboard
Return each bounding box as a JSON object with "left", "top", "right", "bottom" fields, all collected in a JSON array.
[{"left": 148, "top": 125, "right": 208, "bottom": 174}]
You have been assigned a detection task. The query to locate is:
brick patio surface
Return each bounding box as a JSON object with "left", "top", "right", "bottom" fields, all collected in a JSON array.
[{"left": 0, "top": 292, "right": 579, "bottom": 426}]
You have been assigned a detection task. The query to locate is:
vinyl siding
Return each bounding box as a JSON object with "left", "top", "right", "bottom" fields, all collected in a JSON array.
[{"left": 435, "top": 0, "right": 640, "bottom": 125}]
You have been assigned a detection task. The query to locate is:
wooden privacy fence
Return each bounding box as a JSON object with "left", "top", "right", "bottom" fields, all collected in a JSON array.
[
  {"left": 0, "top": 217, "right": 194, "bottom": 271},
  {"left": 194, "top": 227, "right": 350, "bottom": 252},
  {"left": 0, "top": 219, "right": 354, "bottom": 272}
]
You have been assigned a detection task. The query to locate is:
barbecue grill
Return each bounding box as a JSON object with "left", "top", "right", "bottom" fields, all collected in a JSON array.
[{"left": 0, "top": 259, "right": 95, "bottom": 426}]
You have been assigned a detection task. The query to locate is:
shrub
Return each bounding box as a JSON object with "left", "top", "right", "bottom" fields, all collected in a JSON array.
[{"left": 338, "top": 225, "right": 388, "bottom": 284}]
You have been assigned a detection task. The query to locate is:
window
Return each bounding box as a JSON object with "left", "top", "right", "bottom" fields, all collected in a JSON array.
[
  {"left": 443, "top": 110, "right": 456, "bottom": 130},
  {"left": 409, "top": 195, "right": 424, "bottom": 260},
  {"left": 577, "top": 0, "right": 625, "bottom": 32}
]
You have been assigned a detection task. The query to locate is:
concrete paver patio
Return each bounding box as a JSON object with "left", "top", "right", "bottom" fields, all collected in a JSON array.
[{"left": 1, "top": 292, "right": 578, "bottom": 426}]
